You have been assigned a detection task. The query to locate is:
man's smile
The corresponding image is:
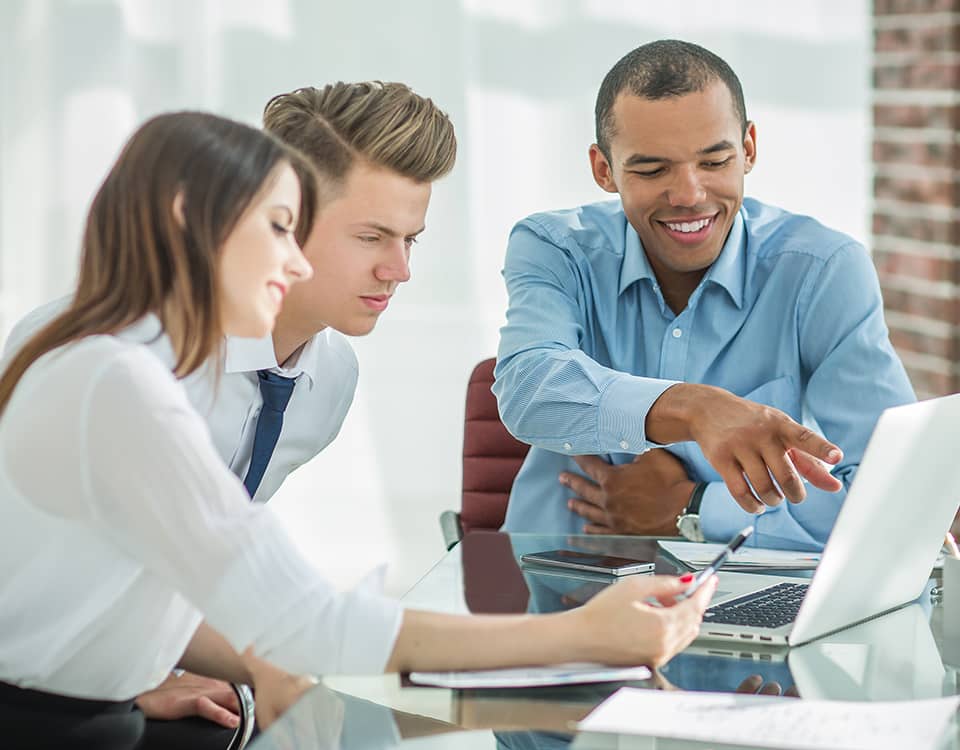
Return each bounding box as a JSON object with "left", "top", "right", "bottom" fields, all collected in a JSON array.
[{"left": 657, "top": 212, "right": 718, "bottom": 244}]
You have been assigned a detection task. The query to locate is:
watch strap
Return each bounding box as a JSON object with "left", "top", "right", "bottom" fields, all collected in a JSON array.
[{"left": 686, "top": 481, "right": 708, "bottom": 516}]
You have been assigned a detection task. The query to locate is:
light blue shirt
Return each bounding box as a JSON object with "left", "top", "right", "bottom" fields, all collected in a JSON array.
[{"left": 493, "top": 197, "right": 915, "bottom": 550}]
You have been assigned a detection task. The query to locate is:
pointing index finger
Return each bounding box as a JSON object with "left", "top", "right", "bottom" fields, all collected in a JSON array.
[
  {"left": 786, "top": 423, "right": 842, "bottom": 465},
  {"left": 787, "top": 448, "right": 843, "bottom": 494}
]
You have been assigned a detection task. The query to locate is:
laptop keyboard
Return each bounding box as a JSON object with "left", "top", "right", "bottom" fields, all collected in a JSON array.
[{"left": 704, "top": 582, "right": 809, "bottom": 629}]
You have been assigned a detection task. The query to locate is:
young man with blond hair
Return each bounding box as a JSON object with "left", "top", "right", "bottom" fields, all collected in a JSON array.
[
  {"left": 10, "top": 81, "right": 456, "bottom": 504},
  {"left": 6, "top": 80, "right": 457, "bottom": 748}
]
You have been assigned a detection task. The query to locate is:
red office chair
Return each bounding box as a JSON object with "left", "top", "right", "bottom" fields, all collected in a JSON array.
[{"left": 439, "top": 358, "right": 530, "bottom": 548}]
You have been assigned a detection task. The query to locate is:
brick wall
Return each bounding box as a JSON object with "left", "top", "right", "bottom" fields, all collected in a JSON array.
[{"left": 873, "top": 0, "right": 960, "bottom": 397}]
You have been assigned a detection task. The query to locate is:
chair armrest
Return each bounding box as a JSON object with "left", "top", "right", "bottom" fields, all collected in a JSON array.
[{"left": 439, "top": 510, "right": 463, "bottom": 550}]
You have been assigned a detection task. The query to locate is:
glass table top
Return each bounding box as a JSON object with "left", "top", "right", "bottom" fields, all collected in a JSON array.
[{"left": 251, "top": 533, "right": 960, "bottom": 750}]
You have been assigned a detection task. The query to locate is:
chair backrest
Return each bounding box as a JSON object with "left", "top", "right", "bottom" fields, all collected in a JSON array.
[{"left": 461, "top": 358, "right": 530, "bottom": 534}]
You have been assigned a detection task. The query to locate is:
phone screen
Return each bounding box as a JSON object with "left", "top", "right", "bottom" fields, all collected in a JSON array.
[
  {"left": 536, "top": 550, "right": 646, "bottom": 567},
  {"left": 520, "top": 548, "right": 655, "bottom": 575}
]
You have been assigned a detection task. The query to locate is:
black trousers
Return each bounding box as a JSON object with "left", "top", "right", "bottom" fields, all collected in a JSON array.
[
  {"left": 0, "top": 681, "right": 241, "bottom": 750},
  {"left": 139, "top": 716, "right": 238, "bottom": 750},
  {"left": 0, "top": 680, "right": 143, "bottom": 750}
]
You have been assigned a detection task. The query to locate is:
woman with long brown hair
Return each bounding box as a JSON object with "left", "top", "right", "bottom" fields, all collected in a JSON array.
[
  {"left": 0, "top": 111, "right": 714, "bottom": 750},
  {"left": 0, "top": 110, "right": 316, "bottom": 748}
]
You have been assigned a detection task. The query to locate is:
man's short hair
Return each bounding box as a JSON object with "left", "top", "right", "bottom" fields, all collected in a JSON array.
[
  {"left": 263, "top": 81, "right": 457, "bottom": 207},
  {"left": 595, "top": 40, "right": 748, "bottom": 160}
]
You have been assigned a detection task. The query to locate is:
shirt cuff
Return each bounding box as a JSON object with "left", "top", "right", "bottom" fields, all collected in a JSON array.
[
  {"left": 336, "top": 588, "right": 404, "bottom": 674},
  {"left": 596, "top": 375, "right": 679, "bottom": 453},
  {"left": 205, "top": 510, "right": 403, "bottom": 675},
  {"left": 698, "top": 482, "right": 825, "bottom": 551}
]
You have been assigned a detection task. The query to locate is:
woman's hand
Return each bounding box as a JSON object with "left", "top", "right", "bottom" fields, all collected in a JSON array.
[
  {"left": 135, "top": 671, "right": 240, "bottom": 728},
  {"left": 571, "top": 574, "right": 716, "bottom": 667},
  {"left": 241, "top": 648, "right": 318, "bottom": 729}
]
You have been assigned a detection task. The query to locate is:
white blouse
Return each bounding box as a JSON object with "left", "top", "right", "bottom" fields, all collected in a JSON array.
[
  {"left": 7, "top": 295, "right": 359, "bottom": 504},
  {"left": 0, "top": 317, "right": 401, "bottom": 700}
]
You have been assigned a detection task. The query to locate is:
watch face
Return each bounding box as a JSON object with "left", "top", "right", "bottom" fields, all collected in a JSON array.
[{"left": 677, "top": 515, "right": 704, "bottom": 543}]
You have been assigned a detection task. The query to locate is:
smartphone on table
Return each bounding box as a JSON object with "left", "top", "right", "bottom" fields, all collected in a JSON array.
[{"left": 520, "top": 548, "right": 655, "bottom": 576}]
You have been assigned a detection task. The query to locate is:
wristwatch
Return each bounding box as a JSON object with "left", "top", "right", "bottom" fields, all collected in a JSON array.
[
  {"left": 230, "top": 683, "right": 256, "bottom": 749},
  {"left": 676, "top": 482, "right": 708, "bottom": 542}
]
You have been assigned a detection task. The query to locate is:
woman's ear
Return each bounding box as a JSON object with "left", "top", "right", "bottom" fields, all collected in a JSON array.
[{"left": 172, "top": 191, "right": 186, "bottom": 227}]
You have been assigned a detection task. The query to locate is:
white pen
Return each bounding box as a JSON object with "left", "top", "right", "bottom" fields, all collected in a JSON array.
[
  {"left": 647, "top": 526, "right": 754, "bottom": 607},
  {"left": 675, "top": 526, "right": 754, "bottom": 600}
]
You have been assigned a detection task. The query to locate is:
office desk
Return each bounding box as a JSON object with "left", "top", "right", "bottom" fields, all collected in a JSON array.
[{"left": 252, "top": 532, "right": 959, "bottom": 749}]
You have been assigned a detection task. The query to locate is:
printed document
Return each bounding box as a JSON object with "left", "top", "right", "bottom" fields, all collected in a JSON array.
[{"left": 578, "top": 688, "right": 960, "bottom": 750}]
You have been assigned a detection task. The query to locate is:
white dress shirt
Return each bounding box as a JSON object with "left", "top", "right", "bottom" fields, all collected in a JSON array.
[
  {"left": 6, "top": 296, "right": 358, "bottom": 502},
  {"left": 0, "top": 317, "right": 401, "bottom": 700}
]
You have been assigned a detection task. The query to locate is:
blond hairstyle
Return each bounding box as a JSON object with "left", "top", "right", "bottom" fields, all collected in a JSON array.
[{"left": 262, "top": 81, "right": 456, "bottom": 209}]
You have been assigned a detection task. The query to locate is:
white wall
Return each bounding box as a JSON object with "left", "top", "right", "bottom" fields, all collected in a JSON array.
[{"left": 0, "top": 0, "right": 870, "bottom": 595}]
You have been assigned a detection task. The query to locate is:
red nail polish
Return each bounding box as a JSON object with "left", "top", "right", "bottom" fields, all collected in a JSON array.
[{"left": 680, "top": 573, "right": 694, "bottom": 583}]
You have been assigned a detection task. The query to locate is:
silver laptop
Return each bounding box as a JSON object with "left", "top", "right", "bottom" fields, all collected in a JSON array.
[{"left": 696, "top": 393, "right": 960, "bottom": 647}]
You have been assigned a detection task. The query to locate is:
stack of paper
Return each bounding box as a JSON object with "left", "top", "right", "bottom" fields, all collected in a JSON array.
[
  {"left": 578, "top": 688, "right": 960, "bottom": 750},
  {"left": 660, "top": 540, "right": 821, "bottom": 570},
  {"left": 408, "top": 663, "right": 651, "bottom": 689}
]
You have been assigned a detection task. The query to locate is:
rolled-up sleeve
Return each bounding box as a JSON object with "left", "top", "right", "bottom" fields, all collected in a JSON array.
[
  {"left": 699, "top": 243, "right": 916, "bottom": 550},
  {"left": 493, "top": 222, "right": 676, "bottom": 455}
]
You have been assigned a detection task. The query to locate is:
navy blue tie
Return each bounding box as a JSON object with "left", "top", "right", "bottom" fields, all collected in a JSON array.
[{"left": 243, "top": 370, "right": 296, "bottom": 498}]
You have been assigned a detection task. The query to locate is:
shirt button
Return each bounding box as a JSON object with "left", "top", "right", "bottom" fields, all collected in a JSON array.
[
  {"left": 619, "top": 440, "right": 629, "bottom": 450},
  {"left": 563, "top": 442, "right": 572, "bottom": 451},
  {"left": 672, "top": 328, "right": 683, "bottom": 338}
]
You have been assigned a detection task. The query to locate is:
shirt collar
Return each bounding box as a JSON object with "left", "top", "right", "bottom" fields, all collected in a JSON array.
[
  {"left": 223, "top": 333, "right": 319, "bottom": 388},
  {"left": 618, "top": 220, "right": 657, "bottom": 296},
  {"left": 617, "top": 209, "right": 746, "bottom": 310},
  {"left": 700, "top": 209, "right": 746, "bottom": 310},
  {"left": 110, "top": 315, "right": 323, "bottom": 384}
]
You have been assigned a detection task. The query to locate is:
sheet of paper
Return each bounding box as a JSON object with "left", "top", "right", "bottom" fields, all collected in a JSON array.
[
  {"left": 578, "top": 688, "right": 960, "bottom": 750},
  {"left": 659, "top": 540, "right": 821, "bottom": 570},
  {"left": 408, "top": 663, "right": 651, "bottom": 689}
]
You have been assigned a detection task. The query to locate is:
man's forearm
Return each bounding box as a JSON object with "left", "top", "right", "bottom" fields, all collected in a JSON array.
[
  {"left": 644, "top": 382, "right": 712, "bottom": 444},
  {"left": 177, "top": 621, "right": 253, "bottom": 685}
]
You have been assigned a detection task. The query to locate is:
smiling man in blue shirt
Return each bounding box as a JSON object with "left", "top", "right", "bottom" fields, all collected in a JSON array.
[{"left": 493, "top": 40, "right": 915, "bottom": 551}]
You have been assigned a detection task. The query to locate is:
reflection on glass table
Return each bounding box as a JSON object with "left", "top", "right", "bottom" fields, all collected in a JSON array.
[
  {"left": 249, "top": 680, "right": 585, "bottom": 749},
  {"left": 252, "top": 533, "right": 956, "bottom": 750},
  {"left": 664, "top": 603, "right": 943, "bottom": 700}
]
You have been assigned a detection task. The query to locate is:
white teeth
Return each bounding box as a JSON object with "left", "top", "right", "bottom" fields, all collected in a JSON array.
[{"left": 665, "top": 218, "right": 710, "bottom": 233}]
